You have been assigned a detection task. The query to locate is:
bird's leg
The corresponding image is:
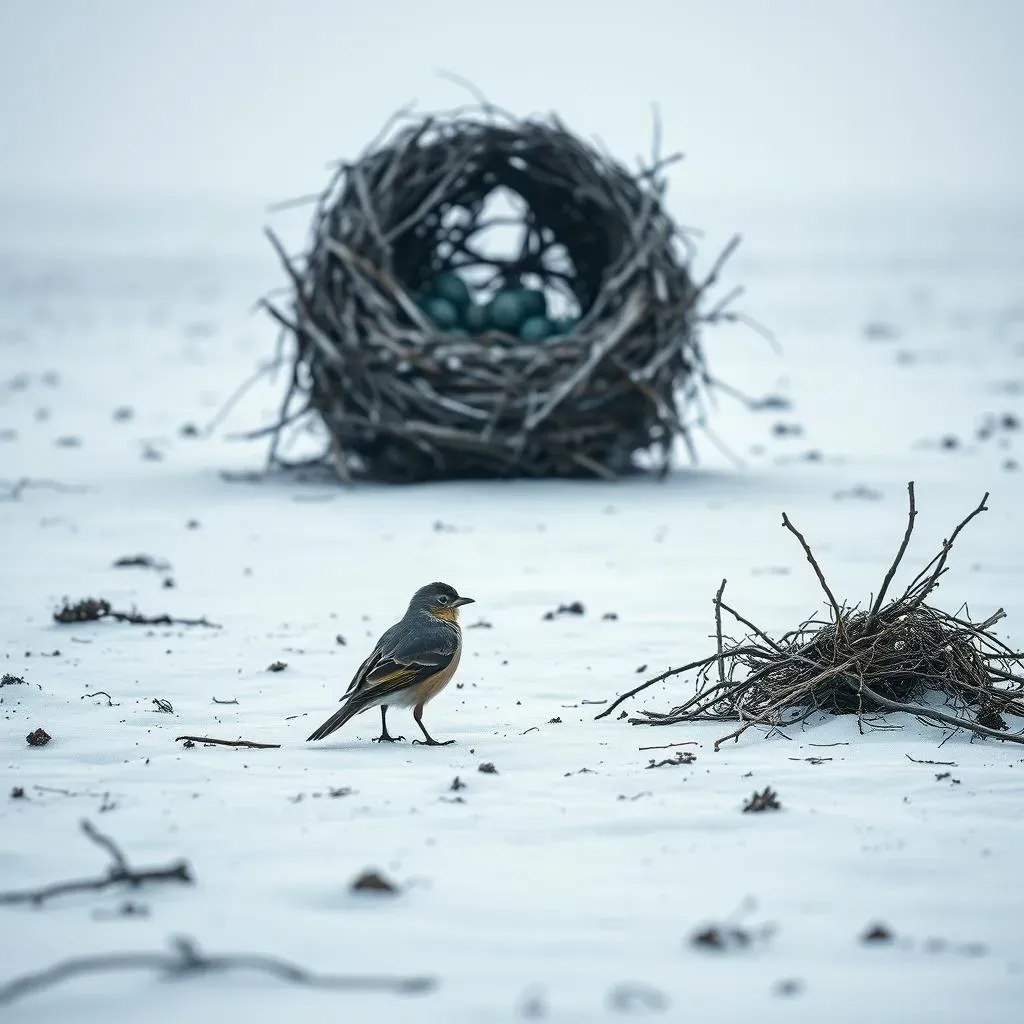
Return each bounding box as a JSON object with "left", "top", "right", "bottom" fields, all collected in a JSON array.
[
  {"left": 411, "top": 703, "right": 454, "bottom": 746},
  {"left": 372, "top": 705, "right": 405, "bottom": 743}
]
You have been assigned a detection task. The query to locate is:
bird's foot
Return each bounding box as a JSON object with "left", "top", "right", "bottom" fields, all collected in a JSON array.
[
  {"left": 373, "top": 733, "right": 405, "bottom": 743},
  {"left": 412, "top": 738, "right": 455, "bottom": 747}
]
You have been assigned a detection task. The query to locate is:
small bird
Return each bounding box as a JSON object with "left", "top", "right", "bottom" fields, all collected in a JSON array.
[{"left": 306, "top": 582, "right": 474, "bottom": 746}]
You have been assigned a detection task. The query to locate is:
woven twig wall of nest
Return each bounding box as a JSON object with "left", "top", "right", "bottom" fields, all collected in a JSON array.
[
  {"left": 598, "top": 484, "right": 1024, "bottom": 748},
  {"left": 258, "top": 101, "right": 746, "bottom": 482}
]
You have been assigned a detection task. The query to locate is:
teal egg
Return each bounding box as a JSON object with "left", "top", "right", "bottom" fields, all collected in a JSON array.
[
  {"left": 463, "top": 302, "right": 489, "bottom": 334},
  {"left": 518, "top": 288, "right": 548, "bottom": 319},
  {"left": 519, "top": 315, "right": 554, "bottom": 342},
  {"left": 551, "top": 316, "right": 578, "bottom": 336},
  {"left": 421, "top": 296, "right": 460, "bottom": 330},
  {"left": 487, "top": 290, "right": 527, "bottom": 333},
  {"left": 431, "top": 272, "right": 472, "bottom": 312}
]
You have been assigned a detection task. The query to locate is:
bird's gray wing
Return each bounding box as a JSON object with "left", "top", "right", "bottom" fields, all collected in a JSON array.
[
  {"left": 355, "top": 623, "right": 459, "bottom": 702},
  {"left": 340, "top": 621, "right": 404, "bottom": 699}
]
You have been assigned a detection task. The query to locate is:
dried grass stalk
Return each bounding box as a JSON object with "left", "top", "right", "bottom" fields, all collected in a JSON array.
[
  {"left": 597, "top": 484, "right": 1024, "bottom": 748},
  {"left": 255, "top": 100, "right": 746, "bottom": 482}
]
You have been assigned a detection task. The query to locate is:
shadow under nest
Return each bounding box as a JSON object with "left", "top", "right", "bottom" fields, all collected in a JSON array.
[
  {"left": 258, "top": 102, "right": 747, "bottom": 483},
  {"left": 598, "top": 484, "right": 1024, "bottom": 748}
]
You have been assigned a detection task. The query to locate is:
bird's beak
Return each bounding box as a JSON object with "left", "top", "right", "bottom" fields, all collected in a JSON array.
[{"left": 453, "top": 596, "right": 475, "bottom": 607}]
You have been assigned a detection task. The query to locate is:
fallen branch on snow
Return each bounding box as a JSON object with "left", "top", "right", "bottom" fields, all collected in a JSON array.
[
  {"left": 0, "top": 820, "right": 192, "bottom": 907},
  {"left": 175, "top": 735, "right": 281, "bottom": 749},
  {"left": 0, "top": 936, "right": 436, "bottom": 1006}
]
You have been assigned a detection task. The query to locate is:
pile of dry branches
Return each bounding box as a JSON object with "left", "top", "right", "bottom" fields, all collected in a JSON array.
[
  {"left": 256, "top": 98, "right": 746, "bottom": 482},
  {"left": 598, "top": 484, "right": 1024, "bottom": 748}
]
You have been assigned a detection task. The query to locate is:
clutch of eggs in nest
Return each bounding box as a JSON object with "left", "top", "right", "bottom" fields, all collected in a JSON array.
[{"left": 412, "top": 272, "right": 578, "bottom": 342}]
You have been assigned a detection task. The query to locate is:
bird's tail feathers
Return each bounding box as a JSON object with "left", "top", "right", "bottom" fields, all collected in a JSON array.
[{"left": 306, "top": 691, "right": 374, "bottom": 742}]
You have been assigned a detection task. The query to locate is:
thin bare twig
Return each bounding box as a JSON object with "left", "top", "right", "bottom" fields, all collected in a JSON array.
[
  {"left": 0, "top": 820, "right": 192, "bottom": 907},
  {"left": 175, "top": 736, "right": 281, "bottom": 750},
  {"left": 0, "top": 936, "right": 435, "bottom": 1006}
]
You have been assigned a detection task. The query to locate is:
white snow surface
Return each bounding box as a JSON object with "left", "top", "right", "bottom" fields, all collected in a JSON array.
[{"left": 2, "top": 196, "right": 1024, "bottom": 1022}]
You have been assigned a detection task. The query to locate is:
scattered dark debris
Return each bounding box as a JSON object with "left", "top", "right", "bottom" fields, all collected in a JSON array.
[
  {"left": 175, "top": 735, "right": 281, "bottom": 750},
  {"left": 432, "top": 520, "right": 459, "bottom": 533},
  {"left": 646, "top": 751, "right": 696, "bottom": 769},
  {"left": 467, "top": 619, "right": 493, "bottom": 629},
  {"left": 861, "top": 923, "right": 894, "bottom": 944},
  {"left": 939, "top": 435, "right": 960, "bottom": 451},
  {"left": 750, "top": 394, "right": 792, "bottom": 412},
  {"left": 1, "top": 673, "right": 26, "bottom": 687},
  {"left": 26, "top": 728, "right": 51, "bottom": 748},
  {"left": 580, "top": 699, "right": 607, "bottom": 706},
  {"left": 521, "top": 726, "right": 538, "bottom": 735},
  {"left": 328, "top": 787, "right": 353, "bottom": 798},
  {"left": 267, "top": 661, "right": 288, "bottom": 672},
  {"left": 449, "top": 777, "right": 466, "bottom": 791},
  {"left": 212, "top": 697, "right": 239, "bottom": 705},
  {"left": 179, "top": 422, "right": 200, "bottom": 438},
  {"left": 543, "top": 601, "right": 585, "bottom": 620},
  {"left": 288, "top": 794, "right": 305, "bottom": 804},
  {"left": 773, "top": 979, "right": 803, "bottom": 998},
  {"left": 93, "top": 900, "right": 150, "bottom": 920},
  {"left": 742, "top": 787, "right": 780, "bottom": 813},
  {"left": 935, "top": 772, "right": 961, "bottom": 784},
  {"left": 635, "top": 664, "right": 647, "bottom": 674},
  {"left": 162, "top": 577, "right": 176, "bottom": 589},
  {"left": 186, "top": 519, "right": 200, "bottom": 530},
  {"left": 602, "top": 612, "right": 619, "bottom": 621},
  {"left": 772, "top": 422, "right": 804, "bottom": 437},
  {"left": 863, "top": 321, "right": 899, "bottom": 341},
  {"left": 82, "top": 691, "right": 118, "bottom": 707},
  {"left": 563, "top": 767, "right": 597, "bottom": 777},
  {"left": 53, "top": 597, "right": 219, "bottom": 629},
  {"left": 0, "top": 819, "right": 192, "bottom": 907},
  {"left": 113, "top": 554, "right": 170, "bottom": 572},
  {"left": 905, "top": 755, "right": 956, "bottom": 767},
  {"left": 54, "top": 435, "right": 82, "bottom": 448},
  {"left": 788, "top": 756, "right": 832, "bottom": 765},
  {"left": 152, "top": 698, "right": 174, "bottom": 714},
  {"left": 607, "top": 983, "right": 668, "bottom": 1014},
  {"left": 478, "top": 762, "right": 498, "bottom": 775},
  {"left": 182, "top": 739, "right": 195, "bottom": 749},
  {"left": 691, "top": 924, "right": 766, "bottom": 952},
  {"left": 335, "top": 634, "right": 347, "bottom": 645},
  {"left": 0, "top": 428, "right": 16, "bottom": 442},
  {"left": 618, "top": 711, "right": 628, "bottom": 720},
  {"left": 112, "top": 406, "right": 134, "bottom": 422},
  {"left": 617, "top": 792, "right": 651, "bottom": 801},
  {"left": 834, "top": 485, "right": 883, "bottom": 501},
  {"left": 548, "top": 717, "right": 562, "bottom": 724},
  {"left": 10, "top": 787, "right": 25, "bottom": 800},
  {"left": 350, "top": 870, "right": 398, "bottom": 894}
]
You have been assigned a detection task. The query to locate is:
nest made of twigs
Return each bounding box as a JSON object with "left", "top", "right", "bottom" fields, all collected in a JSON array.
[
  {"left": 258, "top": 100, "right": 745, "bottom": 482},
  {"left": 598, "top": 484, "right": 1024, "bottom": 748}
]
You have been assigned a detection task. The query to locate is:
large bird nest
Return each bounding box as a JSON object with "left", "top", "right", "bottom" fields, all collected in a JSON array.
[
  {"left": 598, "top": 484, "right": 1024, "bottom": 748},
  {"left": 256, "top": 101, "right": 746, "bottom": 482}
]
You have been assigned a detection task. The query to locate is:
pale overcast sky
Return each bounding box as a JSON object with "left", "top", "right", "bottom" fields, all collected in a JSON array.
[{"left": 0, "top": 0, "right": 1021, "bottom": 206}]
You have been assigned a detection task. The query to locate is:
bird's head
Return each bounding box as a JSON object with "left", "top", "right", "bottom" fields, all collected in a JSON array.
[{"left": 410, "top": 582, "right": 475, "bottom": 622}]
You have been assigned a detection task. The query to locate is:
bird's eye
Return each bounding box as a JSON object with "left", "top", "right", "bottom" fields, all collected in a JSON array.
[{"left": 437, "top": 594, "right": 450, "bottom": 605}]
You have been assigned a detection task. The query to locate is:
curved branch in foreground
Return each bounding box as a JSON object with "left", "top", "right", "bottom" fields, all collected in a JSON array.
[{"left": 0, "top": 936, "right": 436, "bottom": 1006}]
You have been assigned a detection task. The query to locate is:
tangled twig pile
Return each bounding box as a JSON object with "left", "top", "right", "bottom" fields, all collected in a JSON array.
[
  {"left": 257, "top": 100, "right": 746, "bottom": 482},
  {"left": 598, "top": 484, "right": 1024, "bottom": 748}
]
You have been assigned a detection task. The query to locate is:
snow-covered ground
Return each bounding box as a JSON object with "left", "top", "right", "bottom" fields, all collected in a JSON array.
[{"left": 2, "top": 194, "right": 1024, "bottom": 1023}]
